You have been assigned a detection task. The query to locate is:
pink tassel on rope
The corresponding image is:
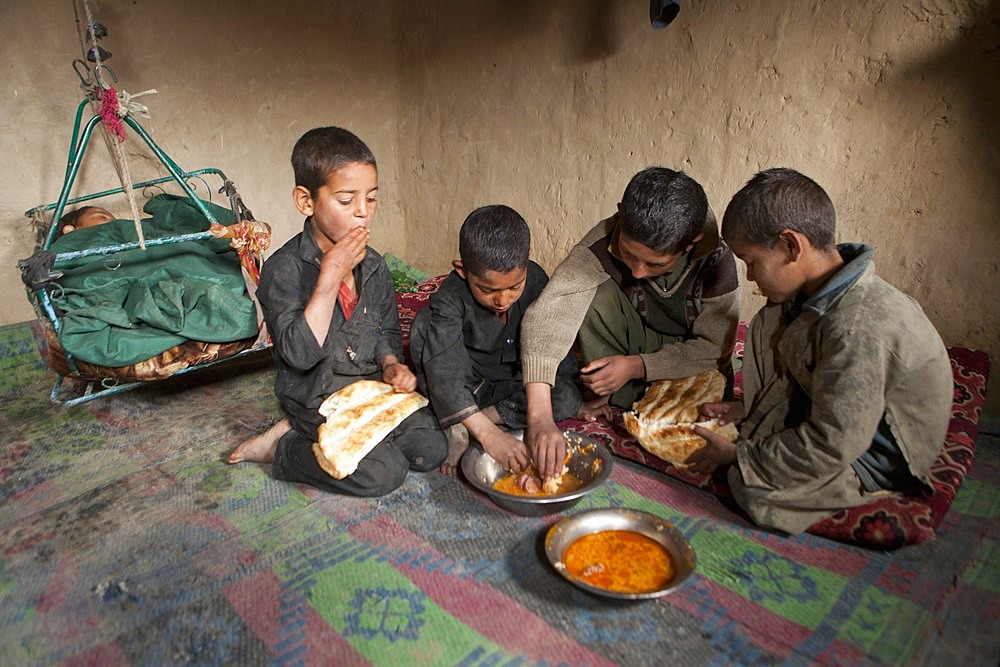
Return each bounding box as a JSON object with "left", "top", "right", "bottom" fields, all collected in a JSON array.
[{"left": 99, "top": 86, "right": 126, "bottom": 142}]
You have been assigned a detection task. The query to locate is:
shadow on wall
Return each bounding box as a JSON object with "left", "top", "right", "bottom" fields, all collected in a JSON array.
[
  {"left": 898, "top": 2, "right": 1000, "bottom": 189},
  {"left": 571, "top": 1, "right": 630, "bottom": 62},
  {"left": 898, "top": 1, "right": 1000, "bottom": 412},
  {"left": 403, "top": 0, "right": 652, "bottom": 63}
]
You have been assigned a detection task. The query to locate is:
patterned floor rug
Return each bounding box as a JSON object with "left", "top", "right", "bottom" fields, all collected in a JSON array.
[{"left": 1, "top": 321, "right": 998, "bottom": 666}]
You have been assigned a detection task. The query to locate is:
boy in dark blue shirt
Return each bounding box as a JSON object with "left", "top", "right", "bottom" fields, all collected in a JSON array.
[{"left": 409, "top": 205, "right": 592, "bottom": 475}]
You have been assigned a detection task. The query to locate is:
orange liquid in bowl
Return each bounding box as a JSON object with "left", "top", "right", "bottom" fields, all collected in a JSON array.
[
  {"left": 563, "top": 530, "right": 675, "bottom": 593},
  {"left": 492, "top": 468, "right": 584, "bottom": 496}
]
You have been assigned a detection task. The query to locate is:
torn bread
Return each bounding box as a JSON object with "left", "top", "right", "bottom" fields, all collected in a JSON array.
[
  {"left": 623, "top": 369, "right": 738, "bottom": 470},
  {"left": 312, "top": 380, "right": 428, "bottom": 480}
]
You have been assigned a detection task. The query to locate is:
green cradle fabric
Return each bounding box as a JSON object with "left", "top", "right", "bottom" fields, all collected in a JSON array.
[{"left": 48, "top": 194, "right": 258, "bottom": 367}]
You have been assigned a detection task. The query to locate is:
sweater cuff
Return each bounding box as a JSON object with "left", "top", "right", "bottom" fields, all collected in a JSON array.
[
  {"left": 521, "top": 355, "right": 560, "bottom": 386},
  {"left": 639, "top": 351, "right": 714, "bottom": 382},
  {"left": 640, "top": 352, "right": 669, "bottom": 380}
]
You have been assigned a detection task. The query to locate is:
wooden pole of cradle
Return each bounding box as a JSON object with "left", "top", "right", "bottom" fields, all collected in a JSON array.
[{"left": 73, "top": 0, "right": 150, "bottom": 249}]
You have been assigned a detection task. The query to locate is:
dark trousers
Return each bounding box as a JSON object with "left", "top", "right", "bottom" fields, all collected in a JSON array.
[
  {"left": 272, "top": 406, "right": 447, "bottom": 497},
  {"left": 491, "top": 378, "right": 581, "bottom": 429}
]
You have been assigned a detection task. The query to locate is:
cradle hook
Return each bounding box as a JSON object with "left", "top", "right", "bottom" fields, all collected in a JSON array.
[
  {"left": 73, "top": 58, "right": 93, "bottom": 87},
  {"left": 93, "top": 63, "right": 118, "bottom": 90}
]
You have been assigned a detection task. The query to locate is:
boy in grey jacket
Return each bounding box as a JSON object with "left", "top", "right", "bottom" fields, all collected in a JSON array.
[{"left": 687, "top": 168, "right": 952, "bottom": 534}]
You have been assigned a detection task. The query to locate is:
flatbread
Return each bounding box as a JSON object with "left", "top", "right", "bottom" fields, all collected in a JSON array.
[
  {"left": 312, "top": 381, "right": 428, "bottom": 480},
  {"left": 623, "top": 369, "right": 737, "bottom": 469},
  {"left": 629, "top": 369, "right": 726, "bottom": 423},
  {"left": 318, "top": 379, "right": 393, "bottom": 418}
]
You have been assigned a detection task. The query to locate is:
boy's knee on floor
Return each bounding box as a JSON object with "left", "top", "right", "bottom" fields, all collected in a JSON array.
[
  {"left": 410, "top": 449, "right": 443, "bottom": 473},
  {"left": 400, "top": 426, "right": 449, "bottom": 472},
  {"left": 356, "top": 462, "right": 408, "bottom": 497}
]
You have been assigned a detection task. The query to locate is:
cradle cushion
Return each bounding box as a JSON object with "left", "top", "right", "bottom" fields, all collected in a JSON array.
[
  {"left": 40, "top": 325, "right": 258, "bottom": 383},
  {"left": 396, "top": 276, "right": 990, "bottom": 550},
  {"left": 47, "top": 194, "right": 259, "bottom": 367}
]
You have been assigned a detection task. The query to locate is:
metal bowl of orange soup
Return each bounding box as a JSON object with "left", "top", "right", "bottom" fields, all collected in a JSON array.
[
  {"left": 544, "top": 507, "right": 696, "bottom": 599},
  {"left": 460, "top": 431, "right": 612, "bottom": 517}
]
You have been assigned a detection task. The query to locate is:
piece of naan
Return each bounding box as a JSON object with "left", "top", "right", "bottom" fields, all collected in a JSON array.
[
  {"left": 623, "top": 369, "right": 738, "bottom": 470},
  {"left": 312, "top": 380, "right": 428, "bottom": 480}
]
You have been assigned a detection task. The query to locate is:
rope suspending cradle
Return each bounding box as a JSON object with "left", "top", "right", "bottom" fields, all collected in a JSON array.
[{"left": 20, "top": 8, "right": 271, "bottom": 406}]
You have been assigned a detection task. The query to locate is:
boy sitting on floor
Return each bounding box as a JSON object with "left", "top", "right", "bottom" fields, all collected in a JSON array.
[
  {"left": 687, "top": 167, "right": 953, "bottom": 534},
  {"left": 521, "top": 167, "right": 740, "bottom": 480},
  {"left": 408, "top": 204, "right": 590, "bottom": 475},
  {"left": 227, "top": 126, "right": 446, "bottom": 496}
]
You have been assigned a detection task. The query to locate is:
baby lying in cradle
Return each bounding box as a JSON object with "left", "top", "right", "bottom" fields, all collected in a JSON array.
[
  {"left": 57, "top": 205, "right": 116, "bottom": 236},
  {"left": 40, "top": 195, "right": 260, "bottom": 371}
]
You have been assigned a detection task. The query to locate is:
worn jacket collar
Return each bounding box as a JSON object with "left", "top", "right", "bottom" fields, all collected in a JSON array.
[{"left": 800, "top": 242, "right": 874, "bottom": 316}]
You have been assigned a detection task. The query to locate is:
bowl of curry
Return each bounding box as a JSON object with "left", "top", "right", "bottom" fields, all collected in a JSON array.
[
  {"left": 544, "top": 507, "right": 696, "bottom": 599},
  {"left": 460, "top": 431, "right": 612, "bottom": 516}
]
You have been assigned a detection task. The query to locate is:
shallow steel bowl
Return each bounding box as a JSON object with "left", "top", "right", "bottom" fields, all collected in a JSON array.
[
  {"left": 460, "top": 431, "right": 612, "bottom": 517},
  {"left": 544, "top": 507, "right": 697, "bottom": 599}
]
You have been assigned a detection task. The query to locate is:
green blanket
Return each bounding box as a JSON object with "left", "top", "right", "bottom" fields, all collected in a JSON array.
[{"left": 49, "top": 194, "right": 258, "bottom": 367}]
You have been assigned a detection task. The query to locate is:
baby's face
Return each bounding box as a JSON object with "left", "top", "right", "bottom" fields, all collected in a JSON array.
[{"left": 76, "top": 207, "right": 115, "bottom": 229}]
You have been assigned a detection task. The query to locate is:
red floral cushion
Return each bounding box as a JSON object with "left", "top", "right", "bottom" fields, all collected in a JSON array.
[
  {"left": 396, "top": 275, "right": 447, "bottom": 369},
  {"left": 396, "top": 277, "right": 991, "bottom": 549},
  {"left": 807, "top": 346, "right": 989, "bottom": 548}
]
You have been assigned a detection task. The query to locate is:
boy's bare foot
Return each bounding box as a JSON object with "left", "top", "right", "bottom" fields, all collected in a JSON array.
[
  {"left": 576, "top": 395, "right": 613, "bottom": 422},
  {"left": 227, "top": 418, "right": 290, "bottom": 464},
  {"left": 440, "top": 423, "right": 470, "bottom": 477}
]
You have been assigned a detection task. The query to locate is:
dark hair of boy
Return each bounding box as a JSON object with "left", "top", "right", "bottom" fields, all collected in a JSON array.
[
  {"left": 618, "top": 167, "right": 708, "bottom": 254},
  {"left": 291, "top": 127, "right": 377, "bottom": 197},
  {"left": 722, "top": 168, "right": 837, "bottom": 250},
  {"left": 458, "top": 204, "right": 531, "bottom": 276}
]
